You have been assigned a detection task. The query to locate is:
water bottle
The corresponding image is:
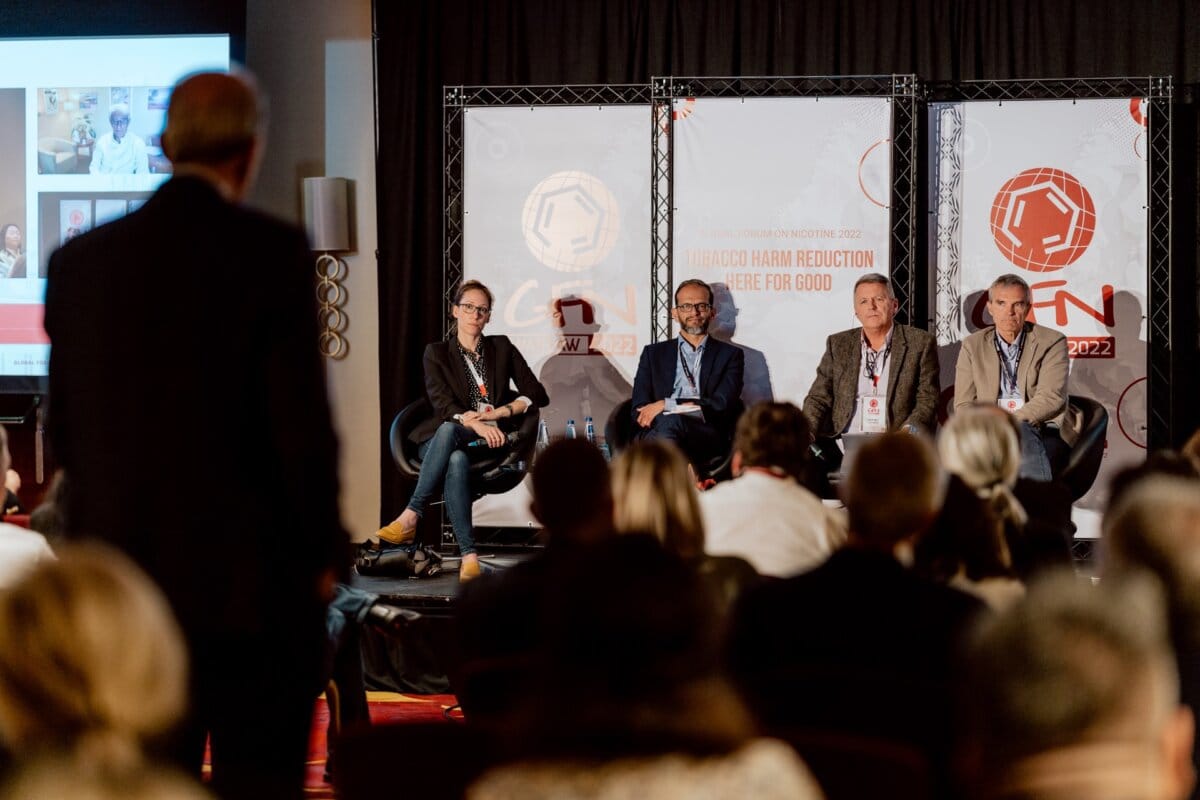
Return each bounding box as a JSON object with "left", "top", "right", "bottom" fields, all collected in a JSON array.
[
  {"left": 566, "top": 419, "right": 577, "bottom": 440},
  {"left": 536, "top": 419, "right": 550, "bottom": 452},
  {"left": 584, "top": 416, "right": 596, "bottom": 443}
]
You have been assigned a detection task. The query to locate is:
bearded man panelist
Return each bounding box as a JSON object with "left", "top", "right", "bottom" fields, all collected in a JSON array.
[{"left": 630, "top": 279, "right": 745, "bottom": 468}]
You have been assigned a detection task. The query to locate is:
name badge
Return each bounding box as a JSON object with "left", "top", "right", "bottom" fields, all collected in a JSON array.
[
  {"left": 998, "top": 398, "right": 1025, "bottom": 413},
  {"left": 477, "top": 402, "right": 499, "bottom": 427},
  {"left": 862, "top": 397, "right": 887, "bottom": 433}
]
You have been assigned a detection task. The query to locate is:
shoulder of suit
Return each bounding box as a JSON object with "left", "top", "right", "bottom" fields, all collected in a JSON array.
[
  {"left": 963, "top": 327, "right": 993, "bottom": 347},
  {"left": 1028, "top": 323, "right": 1066, "bottom": 345},
  {"left": 895, "top": 323, "right": 932, "bottom": 339}
]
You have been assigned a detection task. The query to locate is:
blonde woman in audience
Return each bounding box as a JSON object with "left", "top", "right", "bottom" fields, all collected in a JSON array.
[
  {"left": 931, "top": 407, "right": 1032, "bottom": 603},
  {"left": 611, "top": 439, "right": 706, "bottom": 560},
  {"left": 610, "top": 440, "right": 760, "bottom": 612},
  {"left": 0, "top": 542, "right": 193, "bottom": 786}
]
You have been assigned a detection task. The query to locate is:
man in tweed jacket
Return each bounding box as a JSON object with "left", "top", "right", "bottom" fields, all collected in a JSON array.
[{"left": 802, "top": 274, "right": 940, "bottom": 441}]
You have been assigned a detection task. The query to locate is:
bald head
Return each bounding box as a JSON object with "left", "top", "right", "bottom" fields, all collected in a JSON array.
[{"left": 162, "top": 71, "right": 262, "bottom": 168}]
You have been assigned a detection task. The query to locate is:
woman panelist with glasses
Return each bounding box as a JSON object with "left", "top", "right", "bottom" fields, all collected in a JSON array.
[{"left": 375, "top": 280, "right": 549, "bottom": 580}]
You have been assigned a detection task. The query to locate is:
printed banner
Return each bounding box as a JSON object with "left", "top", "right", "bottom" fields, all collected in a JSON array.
[
  {"left": 462, "top": 104, "right": 651, "bottom": 526},
  {"left": 931, "top": 97, "right": 1150, "bottom": 510},
  {"left": 672, "top": 96, "right": 894, "bottom": 407}
]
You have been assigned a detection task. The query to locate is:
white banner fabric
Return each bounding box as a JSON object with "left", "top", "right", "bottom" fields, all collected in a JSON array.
[
  {"left": 462, "top": 104, "right": 651, "bottom": 527},
  {"left": 671, "top": 96, "right": 894, "bottom": 407},
  {"left": 931, "top": 97, "right": 1149, "bottom": 510}
]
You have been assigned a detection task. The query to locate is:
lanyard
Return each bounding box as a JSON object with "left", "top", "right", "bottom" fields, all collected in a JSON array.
[
  {"left": 461, "top": 347, "right": 489, "bottom": 399},
  {"left": 993, "top": 330, "right": 1026, "bottom": 397},
  {"left": 679, "top": 340, "right": 703, "bottom": 393},
  {"left": 863, "top": 336, "right": 891, "bottom": 389}
]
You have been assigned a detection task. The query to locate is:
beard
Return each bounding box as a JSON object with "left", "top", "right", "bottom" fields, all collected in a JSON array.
[{"left": 681, "top": 319, "right": 709, "bottom": 336}]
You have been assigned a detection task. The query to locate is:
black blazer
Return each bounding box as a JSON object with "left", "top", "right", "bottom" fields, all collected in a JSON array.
[
  {"left": 630, "top": 336, "right": 745, "bottom": 439},
  {"left": 45, "top": 176, "right": 346, "bottom": 638},
  {"left": 411, "top": 334, "right": 550, "bottom": 443}
]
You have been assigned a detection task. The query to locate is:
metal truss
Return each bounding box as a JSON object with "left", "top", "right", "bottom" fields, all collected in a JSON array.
[
  {"left": 650, "top": 78, "right": 674, "bottom": 342},
  {"left": 930, "top": 76, "right": 1173, "bottom": 449},
  {"left": 928, "top": 77, "right": 1155, "bottom": 103},
  {"left": 1146, "top": 78, "right": 1172, "bottom": 449},
  {"left": 650, "top": 75, "right": 921, "bottom": 332},
  {"left": 442, "top": 83, "right": 651, "bottom": 343},
  {"left": 441, "top": 83, "right": 650, "bottom": 547}
]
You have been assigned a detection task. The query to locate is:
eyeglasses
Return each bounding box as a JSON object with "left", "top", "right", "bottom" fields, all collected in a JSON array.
[
  {"left": 675, "top": 302, "right": 712, "bottom": 314},
  {"left": 457, "top": 302, "right": 491, "bottom": 316}
]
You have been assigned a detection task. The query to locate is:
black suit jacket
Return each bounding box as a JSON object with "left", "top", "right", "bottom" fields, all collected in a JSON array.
[
  {"left": 729, "top": 548, "right": 983, "bottom": 754},
  {"left": 45, "top": 176, "right": 345, "bottom": 638},
  {"left": 411, "top": 335, "right": 550, "bottom": 444},
  {"left": 630, "top": 336, "right": 745, "bottom": 439}
]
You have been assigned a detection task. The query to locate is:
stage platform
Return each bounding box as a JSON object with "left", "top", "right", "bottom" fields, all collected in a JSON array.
[{"left": 351, "top": 548, "right": 535, "bottom": 694}]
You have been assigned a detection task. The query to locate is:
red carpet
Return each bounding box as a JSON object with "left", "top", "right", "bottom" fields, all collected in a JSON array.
[{"left": 303, "top": 692, "right": 461, "bottom": 797}]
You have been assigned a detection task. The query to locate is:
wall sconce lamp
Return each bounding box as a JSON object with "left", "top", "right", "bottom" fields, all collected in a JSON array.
[{"left": 303, "top": 176, "right": 352, "bottom": 359}]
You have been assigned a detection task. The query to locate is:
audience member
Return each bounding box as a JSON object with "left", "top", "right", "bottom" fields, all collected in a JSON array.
[
  {"left": 0, "top": 543, "right": 188, "bottom": 773},
  {"left": 0, "top": 426, "right": 53, "bottom": 590},
  {"left": 454, "top": 439, "right": 616, "bottom": 730},
  {"left": 44, "top": 71, "right": 346, "bottom": 799},
  {"left": 700, "top": 401, "right": 846, "bottom": 578},
  {"left": 1181, "top": 428, "right": 1200, "bottom": 475},
  {"left": 729, "top": 432, "right": 983, "bottom": 780},
  {"left": 611, "top": 439, "right": 762, "bottom": 613},
  {"left": 2, "top": 463, "right": 21, "bottom": 516},
  {"left": 953, "top": 404, "right": 1073, "bottom": 577},
  {"left": 1103, "top": 473, "right": 1200, "bottom": 800},
  {"left": 2, "top": 759, "right": 212, "bottom": 800},
  {"left": 611, "top": 439, "right": 706, "bottom": 559},
  {"left": 960, "top": 571, "right": 1194, "bottom": 800},
  {"left": 26, "top": 470, "right": 68, "bottom": 546},
  {"left": 925, "top": 408, "right": 1029, "bottom": 601},
  {"left": 467, "top": 534, "right": 823, "bottom": 799}
]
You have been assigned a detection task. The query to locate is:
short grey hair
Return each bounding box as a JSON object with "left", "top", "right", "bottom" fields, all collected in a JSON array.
[
  {"left": 853, "top": 273, "right": 895, "bottom": 299},
  {"left": 988, "top": 273, "right": 1032, "bottom": 304},
  {"left": 1103, "top": 475, "right": 1200, "bottom": 643}
]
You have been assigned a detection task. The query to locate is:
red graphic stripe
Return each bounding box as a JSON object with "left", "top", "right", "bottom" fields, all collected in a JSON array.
[{"left": 0, "top": 305, "right": 49, "bottom": 344}]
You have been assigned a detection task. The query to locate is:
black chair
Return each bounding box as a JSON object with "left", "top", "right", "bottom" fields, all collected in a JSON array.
[
  {"left": 604, "top": 398, "right": 737, "bottom": 482},
  {"left": 388, "top": 397, "right": 540, "bottom": 525},
  {"left": 1057, "top": 394, "right": 1108, "bottom": 501}
]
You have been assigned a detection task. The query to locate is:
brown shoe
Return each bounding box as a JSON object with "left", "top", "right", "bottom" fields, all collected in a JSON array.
[
  {"left": 376, "top": 519, "right": 416, "bottom": 546},
  {"left": 459, "top": 554, "right": 481, "bottom": 582}
]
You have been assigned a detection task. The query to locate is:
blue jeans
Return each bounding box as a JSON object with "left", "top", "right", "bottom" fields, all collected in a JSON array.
[
  {"left": 1017, "top": 420, "right": 1053, "bottom": 481},
  {"left": 409, "top": 422, "right": 489, "bottom": 555},
  {"left": 322, "top": 585, "right": 377, "bottom": 773}
]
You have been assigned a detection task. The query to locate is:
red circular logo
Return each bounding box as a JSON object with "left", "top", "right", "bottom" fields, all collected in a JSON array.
[
  {"left": 869, "top": 399, "right": 879, "bottom": 409},
  {"left": 990, "top": 167, "right": 1096, "bottom": 273}
]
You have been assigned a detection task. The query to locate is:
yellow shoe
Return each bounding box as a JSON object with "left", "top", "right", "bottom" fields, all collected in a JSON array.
[
  {"left": 376, "top": 519, "right": 416, "bottom": 546},
  {"left": 459, "top": 554, "right": 481, "bottom": 582}
]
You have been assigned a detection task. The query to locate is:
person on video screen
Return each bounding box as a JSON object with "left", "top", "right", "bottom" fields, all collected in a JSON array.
[
  {"left": 89, "top": 104, "right": 149, "bottom": 175},
  {"left": 0, "top": 223, "right": 22, "bottom": 278}
]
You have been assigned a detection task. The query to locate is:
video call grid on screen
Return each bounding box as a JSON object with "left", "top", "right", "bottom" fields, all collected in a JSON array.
[{"left": 0, "top": 35, "right": 230, "bottom": 382}]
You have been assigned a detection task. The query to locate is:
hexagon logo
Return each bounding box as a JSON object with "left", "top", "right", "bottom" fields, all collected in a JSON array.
[
  {"left": 522, "top": 171, "right": 620, "bottom": 273},
  {"left": 990, "top": 167, "right": 1096, "bottom": 273}
]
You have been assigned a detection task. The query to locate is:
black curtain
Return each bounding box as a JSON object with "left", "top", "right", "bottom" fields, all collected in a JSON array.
[{"left": 375, "top": 0, "right": 1200, "bottom": 522}]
